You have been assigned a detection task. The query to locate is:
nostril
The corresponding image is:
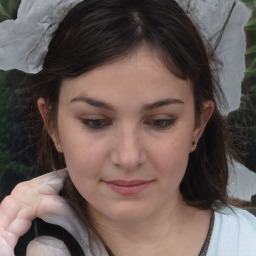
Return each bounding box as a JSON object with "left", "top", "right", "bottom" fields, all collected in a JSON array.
[
  {"left": 109, "top": 128, "right": 146, "bottom": 170},
  {"left": 109, "top": 146, "right": 146, "bottom": 170}
]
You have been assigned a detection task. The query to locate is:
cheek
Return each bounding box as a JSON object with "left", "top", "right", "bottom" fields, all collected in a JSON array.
[
  {"left": 57, "top": 118, "right": 108, "bottom": 183},
  {"left": 157, "top": 143, "right": 189, "bottom": 175},
  {"left": 150, "top": 132, "right": 192, "bottom": 187},
  {"left": 63, "top": 139, "right": 106, "bottom": 175},
  {"left": 61, "top": 139, "right": 107, "bottom": 199}
]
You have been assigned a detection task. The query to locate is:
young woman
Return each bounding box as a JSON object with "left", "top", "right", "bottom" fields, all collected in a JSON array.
[{"left": 0, "top": 0, "right": 255, "bottom": 255}]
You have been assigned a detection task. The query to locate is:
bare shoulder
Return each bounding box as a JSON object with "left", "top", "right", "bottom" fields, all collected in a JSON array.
[{"left": 26, "top": 236, "right": 71, "bottom": 256}]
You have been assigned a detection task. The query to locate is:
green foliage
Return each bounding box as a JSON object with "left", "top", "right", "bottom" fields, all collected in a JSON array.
[
  {"left": 228, "top": 0, "right": 256, "bottom": 173},
  {"left": 246, "top": 45, "right": 256, "bottom": 55},
  {"left": 0, "top": 0, "right": 20, "bottom": 21},
  {"left": 244, "top": 16, "right": 256, "bottom": 30},
  {"left": 0, "top": 1, "right": 32, "bottom": 196},
  {"left": 0, "top": 70, "right": 34, "bottom": 185}
]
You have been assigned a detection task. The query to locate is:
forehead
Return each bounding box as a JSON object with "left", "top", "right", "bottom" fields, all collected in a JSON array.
[{"left": 60, "top": 46, "right": 193, "bottom": 104}]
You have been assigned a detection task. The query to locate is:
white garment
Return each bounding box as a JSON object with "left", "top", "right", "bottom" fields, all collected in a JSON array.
[
  {"left": 228, "top": 162, "right": 256, "bottom": 201},
  {"left": 207, "top": 207, "right": 256, "bottom": 255},
  {"left": 26, "top": 207, "right": 256, "bottom": 256},
  {"left": 26, "top": 236, "right": 71, "bottom": 256}
]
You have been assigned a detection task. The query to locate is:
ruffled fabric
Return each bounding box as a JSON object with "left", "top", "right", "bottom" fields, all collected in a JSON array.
[
  {"left": 0, "top": 0, "right": 82, "bottom": 73},
  {"left": 177, "top": 0, "right": 251, "bottom": 113},
  {"left": 0, "top": 0, "right": 251, "bottom": 113}
]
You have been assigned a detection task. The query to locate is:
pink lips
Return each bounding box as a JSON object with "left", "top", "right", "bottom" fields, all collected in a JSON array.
[{"left": 105, "top": 180, "right": 153, "bottom": 195}]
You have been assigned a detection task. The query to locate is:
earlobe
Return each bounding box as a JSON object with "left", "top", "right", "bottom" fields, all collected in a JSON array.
[
  {"left": 37, "top": 98, "right": 63, "bottom": 153},
  {"left": 190, "top": 100, "right": 214, "bottom": 152}
]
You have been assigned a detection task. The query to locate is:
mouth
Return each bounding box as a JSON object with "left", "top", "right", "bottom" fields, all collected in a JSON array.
[{"left": 104, "top": 180, "right": 154, "bottom": 195}]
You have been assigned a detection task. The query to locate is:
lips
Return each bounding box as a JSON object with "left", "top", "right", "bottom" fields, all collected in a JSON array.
[{"left": 104, "top": 180, "right": 153, "bottom": 195}]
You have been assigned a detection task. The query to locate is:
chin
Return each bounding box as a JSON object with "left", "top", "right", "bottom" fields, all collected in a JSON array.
[{"left": 98, "top": 201, "right": 156, "bottom": 223}]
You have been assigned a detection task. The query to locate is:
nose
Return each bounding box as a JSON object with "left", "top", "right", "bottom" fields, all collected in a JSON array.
[{"left": 110, "top": 125, "right": 146, "bottom": 171}]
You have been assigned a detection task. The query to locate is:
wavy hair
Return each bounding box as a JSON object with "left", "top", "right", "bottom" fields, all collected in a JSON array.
[{"left": 24, "top": 0, "right": 234, "bottom": 252}]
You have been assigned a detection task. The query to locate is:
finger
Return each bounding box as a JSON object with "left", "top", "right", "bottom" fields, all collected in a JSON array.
[
  {"left": 36, "top": 195, "right": 89, "bottom": 251},
  {"left": 6, "top": 218, "right": 32, "bottom": 238},
  {"left": 10, "top": 169, "right": 68, "bottom": 210},
  {"left": 0, "top": 169, "right": 68, "bottom": 256},
  {"left": 28, "top": 169, "right": 68, "bottom": 195},
  {"left": 0, "top": 197, "right": 33, "bottom": 249},
  {"left": 0, "top": 196, "right": 24, "bottom": 230},
  {"left": 32, "top": 169, "right": 67, "bottom": 185},
  {"left": 37, "top": 195, "right": 105, "bottom": 255},
  {"left": 0, "top": 236, "right": 15, "bottom": 256},
  {"left": 0, "top": 221, "right": 31, "bottom": 251}
]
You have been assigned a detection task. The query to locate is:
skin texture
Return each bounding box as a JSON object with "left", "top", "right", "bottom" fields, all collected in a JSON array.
[
  {"left": 47, "top": 47, "right": 213, "bottom": 222},
  {"left": 0, "top": 47, "right": 214, "bottom": 256},
  {"left": 0, "top": 170, "right": 107, "bottom": 256},
  {"left": 0, "top": 170, "right": 68, "bottom": 256},
  {"left": 39, "top": 47, "right": 214, "bottom": 255}
]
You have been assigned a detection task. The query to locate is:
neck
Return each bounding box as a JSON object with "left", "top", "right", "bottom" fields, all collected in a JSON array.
[{"left": 88, "top": 195, "right": 210, "bottom": 256}]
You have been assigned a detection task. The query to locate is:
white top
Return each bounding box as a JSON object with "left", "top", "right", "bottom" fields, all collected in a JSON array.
[
  {"left": 207, "top": 207, "right": 256, "bottom": 255},
  {"left": 228, "top": 162, "right": 256, "bottom": 201},
  {"left": 26, "top": 236, "right": 72, "bottom": 256},
  {"left": 26, "top": 207, "right": 256, "bottom": 256}
]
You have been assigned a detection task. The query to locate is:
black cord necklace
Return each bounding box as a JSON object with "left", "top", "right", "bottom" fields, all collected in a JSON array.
[{"left": 105, "top": 210, "right": 214, "bottom": 256}]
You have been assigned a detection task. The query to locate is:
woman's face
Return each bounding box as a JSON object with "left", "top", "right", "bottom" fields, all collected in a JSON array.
[{"left": 39, "top": 47, "right": 213, "bottom": 223}]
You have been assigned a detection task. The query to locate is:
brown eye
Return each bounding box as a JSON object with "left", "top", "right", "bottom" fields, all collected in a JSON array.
[
  {"left": 147, "top": 119, "right": 176, "bottom": 129},
  {"left": 82, "top": 119, "right": 112, "bottom": 130}
]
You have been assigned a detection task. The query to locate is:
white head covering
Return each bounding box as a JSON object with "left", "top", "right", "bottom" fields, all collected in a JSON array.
[{"left": 0, "top": 0, "right": 251, "bottom": 113}]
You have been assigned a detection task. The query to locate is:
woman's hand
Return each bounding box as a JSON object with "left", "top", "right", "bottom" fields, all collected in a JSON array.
[
  {"left": 0, "top": 168, "right": 109, "bottom": 256},
  {"left": 0, "top": 169, "right": 68, "bottom": 256}
]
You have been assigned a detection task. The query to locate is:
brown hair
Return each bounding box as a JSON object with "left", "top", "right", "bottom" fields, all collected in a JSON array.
[{"left": 24, "top": 0, "right": 233, "bottom": 251}]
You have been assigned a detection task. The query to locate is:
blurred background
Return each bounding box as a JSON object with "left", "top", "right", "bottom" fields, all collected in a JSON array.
[{"left": 0, "top": 0, "right": 256, "bottom": 202}]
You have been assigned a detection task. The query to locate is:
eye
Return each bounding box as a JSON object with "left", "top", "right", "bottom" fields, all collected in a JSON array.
[
  {"left": 81, "top": 118, "right": 112, "bottom": 130},
  {"left": 146, "top": 118, "right": 176, "bottom": 129}
]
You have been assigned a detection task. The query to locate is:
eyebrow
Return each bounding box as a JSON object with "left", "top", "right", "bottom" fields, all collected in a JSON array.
[
  {"left": 70, "top": 96, "right": 115, "bottom": 111},
  {"left": 143, "top": 98, "right": 184, "bottom": 111},
  {"left": 70, "top": 96, "right": 184, "bottom": 112}
]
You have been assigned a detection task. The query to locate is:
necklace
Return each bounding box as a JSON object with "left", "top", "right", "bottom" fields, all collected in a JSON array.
[
  {"left": 106, "top": 210, "right": 214, "bottom": 256},
  {"left": 198, "top": 210, "right": 215, "bottom": 256}
]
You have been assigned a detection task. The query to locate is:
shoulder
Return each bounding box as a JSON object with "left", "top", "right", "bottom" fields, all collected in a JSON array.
[
  {"left": 26, "top": 236, "right": 71, "bottom": 256},
  {"left": 215, "top": 206, "right": 256, "bottom": 230},
  {"left": 207, "top": 206, "right": 256, "bottom": 255}
]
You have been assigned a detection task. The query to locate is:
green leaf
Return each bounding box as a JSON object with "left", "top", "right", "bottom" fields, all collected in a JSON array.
[
  {"left": 249, "top": 87, "right": 256, "bottom": 94},
  {"left": 0, "top": 71, "right": 11, "bottom": 83},
  {"left": 246, "top": 45, "right": 256, "bottom": 55},
  {"left": 245, "top": 69, "right": 256, "bottom": 75},
  {"left": 0, "top": 3, "right": 10, "bottom": 19},
  {"left": 244, "top": 16, "right": 256, "bottom": 30},
  {"left": 240, "top": 0, "right": 255, "bottom": 8},
  {"left": 0, "top": 0, "right": 20, "bottom": 20}
]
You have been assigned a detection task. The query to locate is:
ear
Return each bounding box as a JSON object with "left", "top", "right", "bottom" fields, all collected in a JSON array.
[
  {"left": 190, "top": 100, "right": 214, "bottom": 153},
  {"left": 37, "top": 97, "right": 63, "bottom": 153}
]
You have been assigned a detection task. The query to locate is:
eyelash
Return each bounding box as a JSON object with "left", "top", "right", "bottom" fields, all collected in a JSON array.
[
  {"left": 81, "top": 118, "right": 176, "bottom": 130},
  {"left": 81, "top": 119, "right": 112, "bottom": 130},
  {"left": 146, "top": 118, "right": 176, "bottom": 129}
]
